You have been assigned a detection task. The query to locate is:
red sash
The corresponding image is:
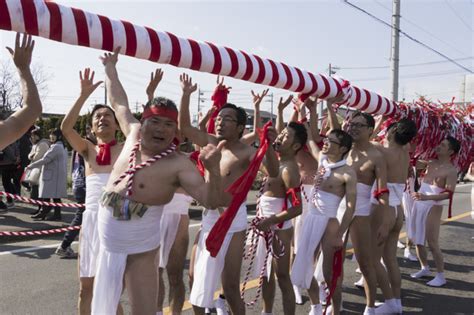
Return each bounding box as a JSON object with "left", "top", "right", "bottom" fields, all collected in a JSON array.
[
  {"left": 96, "top": 140, "right": 117, "bottom": 165},
  {"left": 442, "top": 189, "right": 454, "bottom": 218},
  {"left": 277, "top": 186, "right": 302, "bottom": 229}
]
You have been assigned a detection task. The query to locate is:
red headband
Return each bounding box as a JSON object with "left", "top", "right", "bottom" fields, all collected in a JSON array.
[{"left": 141, "top": 106, "right": 178, "bottom": 123}]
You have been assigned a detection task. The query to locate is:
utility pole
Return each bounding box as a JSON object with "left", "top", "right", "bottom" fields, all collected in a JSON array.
[
  {"left": 135, "top": 101, "right": 139, "bottom": 113},
  {"left": 198, "top": 88, "right": 205, "bottom": 113},
  {"left": 390, "top": 0, "right": 401, "bottom": 102},
  {"left": 104, "top": 83, "right": 107, "bottom": 105},
  {"left": 461, "top": 75, "right": 467, "bottom": 105},
  {"left": 266, "top": 93, "right": 274, "bottom": 123}
]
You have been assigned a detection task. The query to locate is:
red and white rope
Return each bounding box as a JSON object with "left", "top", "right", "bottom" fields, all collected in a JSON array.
[
  {"left": 0, "top": 192, "right": 84, "bottom": 208},
  {"left": 0, "top": 225, "right": 80, "bottom": 237},
  {"left": 113, "top": 141, "right": 176, "bottom": 196},
  {"left": 0, "top": 0, "right": 398, "bottom": 116}
]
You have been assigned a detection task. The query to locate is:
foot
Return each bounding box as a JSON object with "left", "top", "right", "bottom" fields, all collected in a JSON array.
[
  {"left": 354, "top": 275, "right": 365, "bottom": 288},
  {"left": 205, "top": 308, "right": 212, "bottom": 315},
  {"left": 410, "top": 268, "right": 431, "bottom": 279},
  {"left": 397, "top": 241, "right": 406, "bottom": 249},
  {"left": 215, "top": 295, "right": 229, "bottom": 315},
  {"left": 427, "top": 273, "right": 446, "bottom": 287},
  {"left": 319, "top": 283, "right": 328, "bottom": 306},
  {"left": 293, "top": 284, "right": 303, "bottom": 305},
  {"left": 55, "top": 246, "right": 77, "bottom": 258},
  {"left": 30, "top": 209, "right": 40, "bottom": 215},
  {"left": 404, "top": 248, "right": 418, "bottom": 261},
  {"left": 309, "top": 304, "right": 322, "bottom": 315},
  {"left": 363, "top": 306, "right": 376, "bottom": 315},
  {"left": 31, "top": 212, "right": 47, "bottom": 220},
  {"left": 374, "top": 300, "right": 398, "bottom": 314}
]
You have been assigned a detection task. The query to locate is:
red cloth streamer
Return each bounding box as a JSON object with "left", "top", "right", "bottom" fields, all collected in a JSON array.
[
  {"left": 442, "top": 189, "right": 454, "bottom": 219},
  {"left": 373, "top": 188, "right": 389, "bottom": 200},
  {"left": 277, "top": 186, "right": 301, "bottom": 228},
  {"left": 141, "top": 106, "right": 178, "bottom": 123},
  {"left": 189, "top": 150, "right": 205, "bottom": 177},
  {"left": 205, "top": 121, "right": 272, "bottom": 257},
  {"left": 96, "top": 140, "right": 117, "bottom": 165},
  {"left": 324, "top": 249, "right": 343, "bottom": 315},
  {"left": 207, "top": 84, "right": 230, "bottom": 134}
]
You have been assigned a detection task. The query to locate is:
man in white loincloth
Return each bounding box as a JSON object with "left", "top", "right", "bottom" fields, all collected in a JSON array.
[
  {"left": 57, "top": 68, "right": 123, "bottom": 314},
  {"left": 410, "top": 137, "right": 459, "bottom": 287},
  {"left": 90, "top": 48, "right": 224, "bottom": 315},
  {"left": 291, "top": 97, "right": 357, "bottom": 315}
]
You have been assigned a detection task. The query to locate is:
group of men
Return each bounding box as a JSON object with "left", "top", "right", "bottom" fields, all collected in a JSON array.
[{"left": 1, "top": 34, "right": 461, "bottom": 315}]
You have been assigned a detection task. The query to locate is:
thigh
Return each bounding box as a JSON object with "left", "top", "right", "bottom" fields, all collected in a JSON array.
[
  {"left": 167, "top": 216, "right": 189, "bottom": 275},
  {"left": 222, "top": 230, "right": 245, "bottom": 286},
  {"left": 124, "top": 248, "right": 159, "bottom": 313},
  {"left": 189, "top": 229, "right": 201, "bottom": 281},
  {"left": 425, "top": 205, "right": 443, "bottom": 244},
  {"left": 273, "top": 228, "right": 293, "bottom": 276},
  {"left": 350, "top": 216, "right": 372, "bottom": 261}
]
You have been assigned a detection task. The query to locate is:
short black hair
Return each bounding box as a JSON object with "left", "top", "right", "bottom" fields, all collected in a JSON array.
[
  {"left": 219, "top": 103, "right": 247, "bottom": 138},
  {"left": 90, "top": 104, "right": 118, "bottom": 125},
  {"left": 49, "top": 128, "right": 63, "bottom": 143},
  {"left": 446, "top": 136, "right": 461, "bottom": 155},
  {"left": 288, "top": 122, "right": 308, "bottom": 152},
  {"left": 145, "top": 97, "right": 178, "bottom": 112},
  {"left": 389, "top": 118, "right": 417, "bottom": 145},
  {"left": 352, "top": 111, "right": 375, "bottom": 128},
  {"left": 330, "top": 129, "right": 353, "bottom": 156}
]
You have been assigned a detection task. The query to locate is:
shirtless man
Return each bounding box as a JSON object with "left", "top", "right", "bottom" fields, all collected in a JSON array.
[
  {"left": 370, "top": 119, "right": 417, "bottom": 314},
  {"left": 276, "top": 97, "right": 320, "bottom": 305},
  {"left": 179, "top": 76, "right": 279, "bottom": 315},
  {"left": 253, "top": 120, "right": 306, "bottom": 315},
  {"left": 1, "top": 33, "right": 42, "bottom": 150},
  {"left": 143, "top": 69, "right": 193, "bottom": 315},
  {"left": 90, "top": 48, "right": 223, "bottom": 315},
  {"left": 327, "top": 100, "right": 390, "bottom": 315},
  {"left": 291, "top": 97, "right": 357, "bottom": 315},
  {"left": 410, "top": 137, "right": 459, "bottom": 287},
  {"left": 58, "top": 68, "right": 123, "bottom": 314}
]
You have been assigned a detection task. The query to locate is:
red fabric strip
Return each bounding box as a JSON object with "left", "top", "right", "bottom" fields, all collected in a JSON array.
[
  {"left": 145, "top": 26, "right": 161, "bottom": 62},
  {"left": 294, "top": 68, "right": 306, "bottom": 92},
  {"left": 442, "top": 189, "right": 454, "bottom": 218},
  {"left": 122, "top": 20, "right": 137, "bottom": 56},
  {"left": 167, "top": 32, "right": 181, "bottom": 66},
  {"left": 207, "top": 86, "right": 230, "bottom": 134},
  {"left": 0, "top": 0, "right": 12, "bottom": 30},
  {"left": 334, "top": 78, "right": 342, "bottom": 96},
  {"left": 225, "top": 47, "right": 239, "bottom": 77},
  {"left": 141, "top": 106, "right": 178, "bottom": 123},
  {"left": 324, "top": 249, "right": 343, "bottom": 315},
  {"left": 373, "top": 188, "right": 389, "bottom": 200},
  {"left": 268, "top": 59, "right": 280, "bottom": 87},
  {"left": 254, "top": 55, "right": 266, "bottom": 84},
  {"left": 281, "top": 63, "right": 293, "bottom": 90},
  {"left": 319, "top": 75, "right": 331, "bottom": 99},
  {"left": 278, "top": 186, "right": 301, "bottom": 228},
  {"left": 189, "top": 151, "right": 205, "bottom": 177},
  {"left": 96, "top": 140, "right": 117, "bottom": 166},
  {"left": 240, "top": 50, "right": 254, "bottom": 81},
  {"left": 307, "top": 72, "right": 318, "bottom": 96},
  {"left": 71, "top": 8, "right": 90, "bottom": 47},
  {"left": 207, "top": 42, "right": 222, "bottom": 75},
  {"left": 188, "top": 39, "right": 202, "bottom": 70},
  {"left": 21, "top": 0, "right": 39, "bottom": 35},
  {"left": 359, "top": 89, "right": 372, "bottom": 112},
  {"left": 206, "top": 121, "right": 273, "bottom": 257},
  {"left": 98, "top": 15, "right": 113, "bottom": 51},
  {"left": 352, "top": 87, "right": 361, "bottom": 108},
  {"left": 45, "top": 2, "right": 62, "bottom": 41}
]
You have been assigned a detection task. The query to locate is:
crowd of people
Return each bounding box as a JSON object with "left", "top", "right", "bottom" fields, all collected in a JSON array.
[{"left": 0, "top": 33, "right": 469, "bottom": 315}]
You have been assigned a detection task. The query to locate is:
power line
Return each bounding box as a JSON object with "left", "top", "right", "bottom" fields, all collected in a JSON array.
[
  {"left": 352, "top": 69, "right": 466, "bottom": 82},
  {"left": 339, "top": 57, "right": 473, "bottom": 70},
  {"left": 374, "top": 0, "right": 471, "bottom": 58},
  {"left": 444, "top": 0, "right": 473, "bottom": 32},
  {"left": 343, "top": 0, "right": 473, "bottom": 73}
]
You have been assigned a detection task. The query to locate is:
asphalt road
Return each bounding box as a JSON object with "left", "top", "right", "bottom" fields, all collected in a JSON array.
[{"left": 0, "top": 184, "right": 472, "bottom": 315}]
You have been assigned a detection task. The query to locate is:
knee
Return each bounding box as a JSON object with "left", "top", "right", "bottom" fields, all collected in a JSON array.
[
  {"left": 223, "top": 282, "right": 240, "bottom": 298},
  {"left": 275, "top": 270, "right": 291, "bottom": 284},
  {"left": 426, "top": 239, "right": 439, "bottom": 251},
  {"left": 168, "top": 272, "right": 184, "bottom": 287},
  {"left": 79, "top": 280, "right": 94, "bottom": 298}
]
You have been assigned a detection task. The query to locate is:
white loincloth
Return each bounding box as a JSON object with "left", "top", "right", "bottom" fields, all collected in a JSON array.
[
  {"left": 291, "top": 189, "right": 342, "bottom": 289},
  {"left": 371, "top": 182, "right": 406, "bottom": 215},
  {"left": 294, "top": 184, "right": 312, "bottom": 253},
  {"left": 403, "top": 178, "right": 416, "bottom": 241},
  {"left": 79, "top": 173, "right": 110, "bottom": 278},
  {"left": 159, "top": 193, "right": 193, "bottom": 268},
  {"left": 410, "top": 183, "right": 444, "bottom": 245},
  {"left": 91, "top": 203, "right": 164, "bottom": 314},
  {"left": 189, "top": 203, "right": 247, "bottom": 308},
  {"left": 354, "top": 183, "right": 373, "bottom": 216},
  {"left": 252, "top": 195, "right": 292, "bottom": 280}
]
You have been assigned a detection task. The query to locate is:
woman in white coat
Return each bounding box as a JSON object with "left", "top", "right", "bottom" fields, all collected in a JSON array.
[{"left": 27, "top": 128, "right": 68, "bottom": 221}]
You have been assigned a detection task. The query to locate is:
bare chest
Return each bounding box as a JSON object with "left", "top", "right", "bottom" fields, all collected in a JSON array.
[{"left": 347, "top": 152, "right": 375, "bottom": 184}]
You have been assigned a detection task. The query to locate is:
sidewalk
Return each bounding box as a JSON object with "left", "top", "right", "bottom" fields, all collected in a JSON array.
[{"left": 0, "top": 189, "right": 259, "bottom": 243}]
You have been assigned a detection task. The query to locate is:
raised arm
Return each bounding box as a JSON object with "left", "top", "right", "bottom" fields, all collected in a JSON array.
[
  {"left": 145, "top": 68, "right": 164, "bottom": 102},
  {"left": 276, "top": 95, "right": 293, "bottom": 133},
  {"left": 100, "top": 47, "right": 140, "bottom": 137},
  {"left": 326, "top": 92, "right": 344, "bottom": 132},
  {"left": 241, "top": 89, "right": 268, "bottom": 145},
  {"left": 178, "top": 73, "right": 214, "bottom": 147},
  {"left": 304, "top": 97, "right": 322, "bottom": 143},
  {"left": 303, "top": 99, "right": 322, "bottom": 162},
  {"left": 0, "top": 33, "right": 42, "bottom": 150},
  {"left": 198, "top": 107, "right": 216, "bottom": 132},
  {"left": 61, "top": 68, "right": 103, "bottom": 159}
]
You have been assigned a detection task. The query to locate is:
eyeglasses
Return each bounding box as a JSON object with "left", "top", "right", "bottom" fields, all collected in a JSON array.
[
  {"left": 215, "top": 116, "right": 238, "bottom": 124},
  {"left": 323, "top": 138, "right": 341, "bottom": 145},
  {"left": 348, "top": 122, "right": 368, "bottom": 129}
]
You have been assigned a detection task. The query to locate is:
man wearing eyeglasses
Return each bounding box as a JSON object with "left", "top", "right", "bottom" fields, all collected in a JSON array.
[
  {"left": 327, "top": 100, "right": 390, "bottom": 315},
  {"left": 179, "top": 76, "right": 279, "bottom": 315}
]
